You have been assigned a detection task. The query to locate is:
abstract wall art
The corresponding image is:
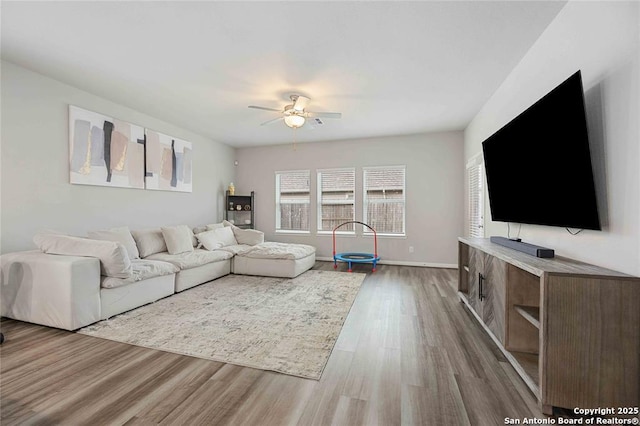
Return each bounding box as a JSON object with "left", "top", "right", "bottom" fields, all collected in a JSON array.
[
  {"left": 144, "top": 129, "right": 193, "bottom": 192},
  {"left": 69, "top": 105, "right": 145, "bottom": 189}
]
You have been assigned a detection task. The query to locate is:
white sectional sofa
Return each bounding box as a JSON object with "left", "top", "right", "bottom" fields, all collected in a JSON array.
[{"left": 0, "top": 222, "right": 315, "bottom": 331}]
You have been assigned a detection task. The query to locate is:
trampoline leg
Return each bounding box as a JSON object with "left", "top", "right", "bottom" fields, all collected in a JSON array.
[
  {"left": 348, "top": 261, "right": 352, "bottom": 273},
  {"left": 372, "top": 261, "right": 377, "bottom": 273}
]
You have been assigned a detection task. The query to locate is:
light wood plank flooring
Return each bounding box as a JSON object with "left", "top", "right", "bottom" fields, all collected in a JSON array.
[{"left": 0, "top": 262, "right": 543, "bottom": 425}]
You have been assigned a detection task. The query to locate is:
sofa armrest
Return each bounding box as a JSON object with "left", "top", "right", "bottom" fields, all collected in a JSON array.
[{"left": 1, "top": 251, "right": 101, "bottom": 330}]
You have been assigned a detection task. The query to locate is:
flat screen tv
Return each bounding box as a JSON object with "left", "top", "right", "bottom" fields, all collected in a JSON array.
[{"left": 481, "top": 70, "right": 601, "bottom": 231}]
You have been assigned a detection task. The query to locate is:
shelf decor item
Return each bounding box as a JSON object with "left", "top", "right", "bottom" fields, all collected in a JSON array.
[{"left": 228, "top": 182, "right": 235, "bottom": 195}]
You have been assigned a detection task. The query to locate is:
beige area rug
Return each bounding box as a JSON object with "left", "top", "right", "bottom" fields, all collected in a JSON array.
[{"left": 79, "top": 270, "right": 365, "bottom": 380}]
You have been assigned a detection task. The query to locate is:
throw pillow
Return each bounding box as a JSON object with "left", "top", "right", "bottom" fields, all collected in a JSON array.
[
  {"left": 87, "top": 226, "right": 140, "bottom": 260},
  {"left": 205, "top": 222, "right": 225, "bottom": 231},
  {"left": 232, "top": 228, "right": 264, "bottom": 246},
  {"left": 161, "top": 225, "right": 195, "bottom": 255},
  {"left": 215, "top": 226, "right": 238, "bottom": 247},
  {"left": 131, "top": 228, "right": 167, "bottom": 258},
  {"left": 195, "top": 230, "right": 224, "bottom": 251},
  {"left": 192, "top": 225, "right": 208, "bottom": 235},
  {"left": 33, "top": 233, "right": 132, "bottom": 278}
]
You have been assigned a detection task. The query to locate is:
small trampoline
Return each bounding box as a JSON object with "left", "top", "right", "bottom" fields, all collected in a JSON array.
[{"left": 333, "top": 221, "right": 381, "bottom": 272}]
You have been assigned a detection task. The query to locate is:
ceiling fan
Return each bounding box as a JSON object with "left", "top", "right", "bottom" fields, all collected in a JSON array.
[{"left": 248, "top": 94, "right": 342, "bottom": 129}]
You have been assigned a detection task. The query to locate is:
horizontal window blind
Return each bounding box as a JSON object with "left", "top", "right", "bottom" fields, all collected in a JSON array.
[
  {"left": 276, "top": 170, "right": 310, "bottom": 232},
  {"left": 317, "top": 169, "right": 355, "bottom": 232},
  {"left": 467, "top": 156, "right": 484, "bottom": 238},
  {"left": 363, "top": 166, "right": 406, "bottom": 235}
]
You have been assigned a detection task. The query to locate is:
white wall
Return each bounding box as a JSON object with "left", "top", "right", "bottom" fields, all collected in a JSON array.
[
  {"left": 1, "top": 61, "right": 235, "bottom": 253},
  {"left": 235, "top": 132, "right": 464, "bottom": 266},
  {"left": 464, "top": 1, "right": 640, "bottom": 276}
]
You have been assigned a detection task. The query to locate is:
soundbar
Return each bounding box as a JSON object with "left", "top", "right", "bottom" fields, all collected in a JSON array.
[{"left": 490, "top": 236, "right": 555, "bottom": 258}]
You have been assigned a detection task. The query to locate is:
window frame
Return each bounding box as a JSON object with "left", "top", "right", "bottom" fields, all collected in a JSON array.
[
  {"left": 275, "top": 169, "right": 311, "bottom": 234},
  {"left": 316, "top": 168, "right": 356, "bottom": 235},
  {"left": 362, "top": 165, "right": 406, "bottom": 237}
]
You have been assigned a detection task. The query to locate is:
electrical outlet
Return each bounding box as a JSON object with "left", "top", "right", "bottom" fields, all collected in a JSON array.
[{"left": 409, "top": 246, "right": 414, "bottom": 253}]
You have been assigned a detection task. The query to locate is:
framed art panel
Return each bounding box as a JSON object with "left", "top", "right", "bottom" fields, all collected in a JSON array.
[
  {"left": 145, "top": 129, "right": 192, "bottom": 192},
  {"left": 69, "top": 105, "right": 145, "bottom": 189}
]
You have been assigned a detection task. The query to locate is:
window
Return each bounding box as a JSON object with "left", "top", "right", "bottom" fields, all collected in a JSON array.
[
  {"left": 363, "top": 166, "right": 406, "bottom": 235},
  {"left": 467, "top": 154, "right": 485, "bottom": 238},
  {"left": 275, "top": 170, "right": 310, "bottom": 232},
  {"left": 317, "top": 168, "right": 355, "bottom": 233}
]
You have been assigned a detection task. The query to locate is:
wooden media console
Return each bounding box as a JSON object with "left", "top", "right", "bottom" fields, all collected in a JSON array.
[{"left": 458, "top": 237, "right": 639, "bottom": 415}]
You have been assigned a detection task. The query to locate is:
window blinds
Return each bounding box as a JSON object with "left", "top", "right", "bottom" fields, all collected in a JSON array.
[
  {"left": 317, "top": 169, "right": 355, "bottom": 232},
  {"left": 363, "top": 166, "right": 406, "bottom": 235},
  {"left": 467, "top": 156, "right": 484, "bottom": 238}
]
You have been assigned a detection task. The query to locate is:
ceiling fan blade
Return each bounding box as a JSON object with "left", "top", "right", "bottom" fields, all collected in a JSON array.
[
  {"left": 293, "top": 96, "right": 310, "bottom": 111},
  {"left": 306, "top": 111, "right": 342, "bottom": 119},
  {"left": 249, "top": 105, "right": 282, "bottom": 112},
  {"left": 260, "top": 117, "right": 284, "bottom": 126}
]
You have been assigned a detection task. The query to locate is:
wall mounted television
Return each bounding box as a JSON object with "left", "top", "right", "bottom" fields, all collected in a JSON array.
[{"left": 482, "top": 70, "right": 601, "bottom": 231}]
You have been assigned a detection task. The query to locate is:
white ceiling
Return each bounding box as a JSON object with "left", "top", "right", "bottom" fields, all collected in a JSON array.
[{"left": 1, "top": 1, "right": 565, "bottom": 147}]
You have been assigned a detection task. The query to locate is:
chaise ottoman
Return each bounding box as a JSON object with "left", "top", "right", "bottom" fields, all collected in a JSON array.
[{"left": 231, "top": 242, "right": 316, "bottom": 278}]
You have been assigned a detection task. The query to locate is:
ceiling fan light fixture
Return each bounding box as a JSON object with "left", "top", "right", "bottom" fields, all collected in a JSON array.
[
  {"left": 284, "top": 114, "right": 305, "bottom": 128},
  {"left": 249, "top": 94, "right": 340, "bottom": 129}
]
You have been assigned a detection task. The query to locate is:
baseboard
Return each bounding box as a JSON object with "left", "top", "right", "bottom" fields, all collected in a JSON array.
[{"left": 316, "top": 257, "right": 457, "bottom": 269}]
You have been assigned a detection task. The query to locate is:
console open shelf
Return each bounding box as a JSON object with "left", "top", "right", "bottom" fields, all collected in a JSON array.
[
  {"left": 509, "top": 350, "right": 540, "bottom": 388},
  {"left": 514, "top": 305, "right": 540, "bottom": 329},
  {"left": 458, "top": 237, "right": 640, "bottom": 415}
]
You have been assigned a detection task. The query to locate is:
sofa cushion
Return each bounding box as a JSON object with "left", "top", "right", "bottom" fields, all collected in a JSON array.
[
  {"left": 146, "top": 248, "right": 233, "bottom": 270},
  {"left": 232, "top": 228, "right": 264, "bottom": 246},
  {"left": 131, "top": 228, "right": 167, "bottom": 258},
  {"left": 222, "top": 220, "right": 264, "bottom": 246},
  {"left": 215, "top": 244, "right": 251, "bottom": 255},
  {"left": 33, "top": 233, "right": 132, "bottom": 278},
  {"left": 161, "top": 225, "right": 195, "bottom": 255},
  {"left": 88, "top": 226, "right": 140, "bottom": 260},
  {"left": 101, "top": 259, "right": 179, "bottom": 289},
  {"left": 237, "top": 242, "right": 316, "bottom": 260},
  {"left": 205, "top": 222, "right": 225, "bottom": 231}
]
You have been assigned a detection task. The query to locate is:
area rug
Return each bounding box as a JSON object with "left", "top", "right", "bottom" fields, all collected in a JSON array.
[{"left": 78, "top": 270, "right": 365, "bottom": 380}]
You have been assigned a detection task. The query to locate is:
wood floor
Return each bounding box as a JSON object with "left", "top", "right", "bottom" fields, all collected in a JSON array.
[{"left": 0, "top": 262, "right": 544, "bottom": 425}]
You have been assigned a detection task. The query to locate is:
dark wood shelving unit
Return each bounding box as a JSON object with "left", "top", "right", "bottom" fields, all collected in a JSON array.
[{"left": 225, "top": 190, "right": 254, "bottom": 229}]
